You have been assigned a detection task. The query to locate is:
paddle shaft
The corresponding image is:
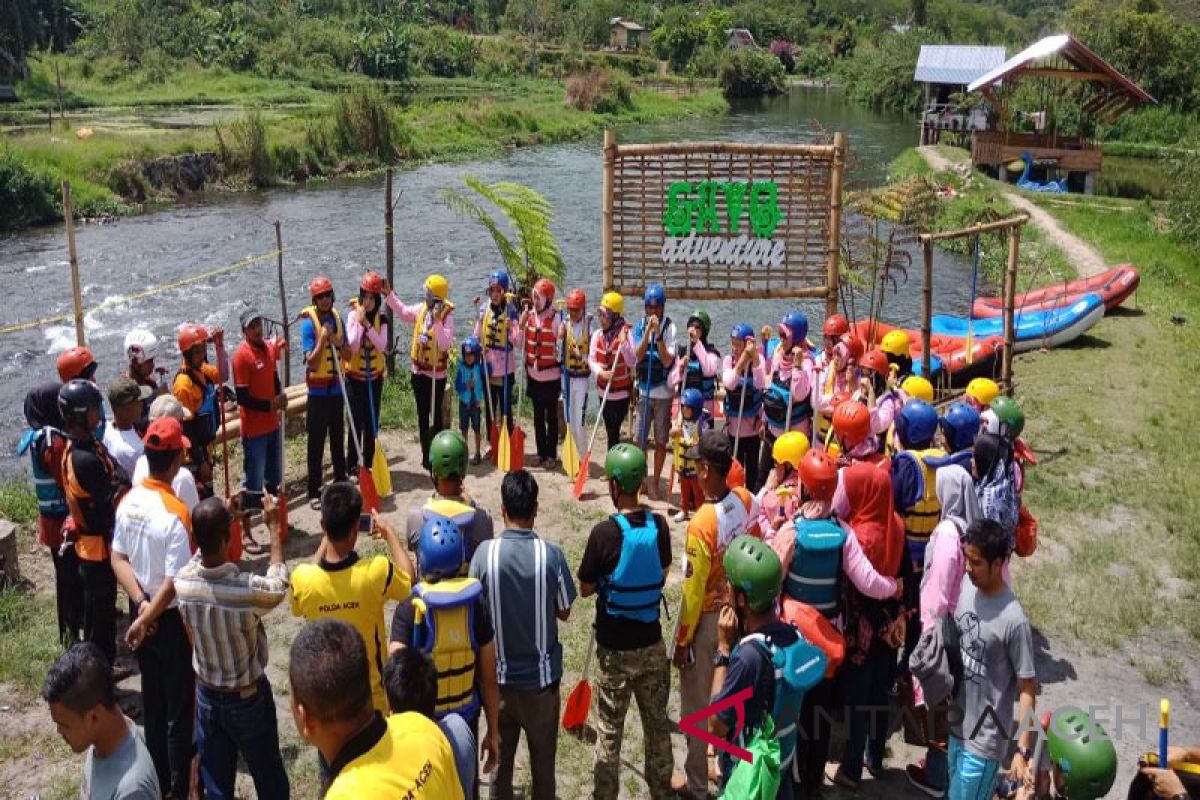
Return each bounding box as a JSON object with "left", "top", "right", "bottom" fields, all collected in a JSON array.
[
  {"left": 639, "top": 326, "right": 656, "bottom": 447},
  {"left": 331, "top": 339, "right": 366, "bottom": 469},
  {"left": 582, "top": 329, "right": 626, "bottom": 457}
]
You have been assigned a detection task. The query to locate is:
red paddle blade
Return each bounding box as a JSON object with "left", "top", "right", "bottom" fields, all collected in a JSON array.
[
  {"left": 726, "top": 458, "right": 746, "bottom": 489},
  {"left": 572, "top": 449, "right": 591, "bottom": 499},
  {"left": 277, "top": 494, "right": 289, "bottom": 544},
  {"left": 359, "top": 466, "right": 381, "bottom": 512},
  {"left": 489, "top": 423, "right": 499, "bottom": 464},
  {"left": 561, "top": 679, "right": 592, "bottom": 730},
  {"left": 510, "top": 427, "right": 525, "bottom": 471},
  {"left": 227, "top": 514, "right": 243, "bottom": 562}
]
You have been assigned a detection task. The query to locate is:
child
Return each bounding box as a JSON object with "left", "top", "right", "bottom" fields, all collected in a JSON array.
[
  {"left": 756, "top": 430, "right": 809, "bottom": 537},
  {"left": 456, "top": 337, "right": 486, "bottom": 465},
  {"left": 669, "top": 388, "right": 709, "bottom": 523}
]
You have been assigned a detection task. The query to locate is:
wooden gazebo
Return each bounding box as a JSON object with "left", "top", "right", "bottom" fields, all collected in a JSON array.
[{"left": 966, "top": 34, "right": 1154, "bottom": 193}]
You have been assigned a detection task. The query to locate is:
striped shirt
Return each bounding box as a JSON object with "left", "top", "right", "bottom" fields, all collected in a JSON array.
[
  {"left": 175, "top": 557, "right": 289, "bottom": 689},
  {"left": 468, "top": 528, "right": 576, "bottom": 691}
]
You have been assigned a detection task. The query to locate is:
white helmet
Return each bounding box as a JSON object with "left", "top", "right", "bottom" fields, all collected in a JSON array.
[{"left": 124, "top": 329, "right": 160, "bottom": 365}]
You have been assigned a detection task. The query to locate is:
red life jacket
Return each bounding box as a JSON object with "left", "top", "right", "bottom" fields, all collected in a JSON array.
[
  {"left": 523, "top": 310, "right": 559, "bottom": 371},
  {"left": 593, "top": 326, "right": 631, "bottom": 394}
]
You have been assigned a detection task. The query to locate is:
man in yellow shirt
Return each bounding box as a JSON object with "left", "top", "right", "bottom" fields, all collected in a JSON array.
[
  {"left": 290, "top": 618, "right": 463, "bottom": 799},
  {"left": 290, "top": 482, "right": 415, "bottom": 714}
]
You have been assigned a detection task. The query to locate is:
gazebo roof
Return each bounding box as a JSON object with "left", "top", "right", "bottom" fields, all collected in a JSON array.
[{"left": 914, "top": 45, "right": 1006, "bottom": 86}]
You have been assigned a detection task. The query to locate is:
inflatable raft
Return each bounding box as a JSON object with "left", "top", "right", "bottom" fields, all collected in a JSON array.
[
  {"left": 971, "top": 264, "right": 1139, "bottom": 318},
  {"left": 932, "top": 292, "right": 1105, "bottom": 353},
  {"left": 850, "top": 321, "right": 1002, "bottom": 388}
]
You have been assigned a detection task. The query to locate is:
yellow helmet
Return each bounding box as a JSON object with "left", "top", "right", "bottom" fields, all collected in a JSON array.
[
  {"left": 901, "top": 375, "right": 934, "bottom": 403},
  {"left": 425, "top": 274, "right": 449, "bottom": 301},
  {"left": 772, "top": 431, "right": 810, "bottom": 469},
  {"left": 880, "top": 330, "right": 911, "bottom": 358},
  {"left": 965, "top": 377, "right": 1000, "bottom": 408},
  {"left": 600, "top": 291, "right": 625, "bottom": 316}
]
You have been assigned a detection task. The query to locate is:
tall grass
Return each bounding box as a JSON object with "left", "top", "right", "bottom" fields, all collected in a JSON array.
[
  {"left": 0, "top": 478, "right": 38, "bottom": 526},
  {"left": 0, "top": 589, "right": 63, "bottom": 690}
]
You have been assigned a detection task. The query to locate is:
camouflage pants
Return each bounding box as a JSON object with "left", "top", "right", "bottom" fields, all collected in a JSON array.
[{"left": 592, "top": 640, "right": 674, "bottom": 800}]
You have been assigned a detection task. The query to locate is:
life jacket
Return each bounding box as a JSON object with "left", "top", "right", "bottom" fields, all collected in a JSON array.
[
  {"left": 683, "top": 344, "right": 719, "bottom": 400},
  {"left": 593, "top": 326, "right": 632, "bottom": 394},
  {"left": 408, "top": 303, "right": 449, "bottom": 373},
  {"left": 480, "top": 304, "right": 513, "bottom": 352},
  {"left": 564, "top": 318, "right": 591, "bottom": 378},
  {"left": 671, "top": 420, "right": 701, "bottom": 477},
  {"left": 600, "top": 513, "right": 666, "bottom": 623},
  {"left": 17, "top": 426, "right": 68, "bottom": 519},
  {"left": 62, "top": 438, "right": 125, "bottom": 562},
  {"left": 412, "top": 576, "right": 482, "bottom": 719},
  {"left": 723, "top": 367, "right": 762, "bottom": 419},
  {"left": 784, "top": 516, "right": 846, "bottom": 618},
  {"left": 715, "top": 487, "right": 757, "bottom": 552},
  {"left": 348, "top": 313, "right": 387, "bottom": 380},
  {"left": 302, "top": 306, "right": 345, "bottom": 390},
  {"left": 421, "top": 496, "right": 481, "bottom": 573},
  {"left": 523, "top": 310, "right": 559, "bottom": 372},
  {"left": 780, "top": 599, "right": 845, "bottom": 677},
  {"left": 734, "top": 629, "right": 826, "bottom": 771},
  {"left": 634, "top": 316, "right": 672, "bottom": 391},
  {"left": 895, "top": 448, "right": 944, "bottom": 567},
  {"left": 762, "top": 367, "right": 811, "bottom": 429},
  {"left": 176, "top": 365, "right": 219, "bottom": 451}
]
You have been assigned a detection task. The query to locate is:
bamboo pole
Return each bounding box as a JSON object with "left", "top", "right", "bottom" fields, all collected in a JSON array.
[
  {"left": 274, "top": 220, "right": 290, "bottom": 387},
  {"left": 826, "top": 131, "right": 846, "bottom": 318},
  {"left": 62, "top": 182, "right": 85, "bottom": 347},
  {"left": 918, "top": 215, "right": 1028, "bottom": 242},
  {"left": 384, "top": 168, "right": 396, "bottom": 375},
  {"left": 601, "top": 129, "right": 615, "bottom": 290},
  {"left": 614, "top": 141, "right": 839, "bottom": 158},
  {"left": 609, "top": 286, "right": 831, "bottom": 301},
  {"left": 921, "top": 240, "right": 933, "bottom": 381},
  {"left": 1002, "top": 227, "right": 1021, "bottom": 392}
]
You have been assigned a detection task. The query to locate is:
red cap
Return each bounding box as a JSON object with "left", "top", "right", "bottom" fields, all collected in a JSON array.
[{"left": 143, "top": 416, "right": 191, "bottom": 452}]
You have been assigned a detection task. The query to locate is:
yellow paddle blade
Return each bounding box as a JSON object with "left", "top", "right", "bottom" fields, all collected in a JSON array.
[
  {"left": 371, "top": 444, "right": 392, "bottom": 497},
  {"left": 498, "top": 423, "right": 511, "bottom": 472},
  {"left": 562, "top": 430, "right": 580, "bottom": 480},
  {"left": 965, "top": 327, "right": 975, "bottom": 365}
]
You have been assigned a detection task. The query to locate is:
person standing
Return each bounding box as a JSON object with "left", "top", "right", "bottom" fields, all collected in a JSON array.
[
  {"left": 102, "top": 378, "right": 151, "bottom": 477},
  {"left": 588, "top": 292, "right": 635, "bottom": 451},
  {"left": 561, "top": 288, "right": 592, "bottom": 458},
  {"left": 721, "top": 324, "right": 767, "bottom": 493},
  {"left": 578, "top": 444, "right": 673, "bottom": 800},
  {"left": 231, "top": 308, "right": 288, "bottom": 520},
  {"left": 132, "top": 395, "right": 202, "bottom": 513},
  {"left": 300, "top": 275, "right": 349, "bottom": 508},
  {"left": 468, "top": 470, "right": 576, "bottom": 800},
  {"left": 474, "top": 271, "right": 519, "bottom": 449},
  {"left": 456, "top": 337, "right": 487, "bottom": 465},
  {"left": 518, "top": 278, "right": 564, "bottom": 469},
  {"left": 675, "top": 309, "right": 721, "bottom": 418},
  {"left": 388, "top": 274, "right": 455, "bottom": 471},
  {"left": 123, "top": 329, "right": 166, "bottom": 429},
  {"left": 404, "top": 430, "right": 494, "bottom": 558},
  {"left": 57, "top": 345, "right": 98, "bottom": 384},
  {"left": 758, "top": 310, "right": 814, "bottom": 483},
  {"left": 175, "top": 494, "right": 291, "bottom": 800},
  {"left": 173, "top": 323, "right": 230, "bottom": 499},
  {"left": 345, "top": 271, "right": 392, "bottom": 477},
  {"left": 631, "top": 284, "right": 678, "bottom": 500}
]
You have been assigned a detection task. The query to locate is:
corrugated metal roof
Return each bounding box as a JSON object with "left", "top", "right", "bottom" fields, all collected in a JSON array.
[{"left": 914, "top": 45, "right": 1007, "bottom": 85}]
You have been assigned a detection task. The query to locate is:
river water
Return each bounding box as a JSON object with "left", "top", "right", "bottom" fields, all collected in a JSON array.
[{"left": 0, "top": 87, "right": 980, "bottom": 470}]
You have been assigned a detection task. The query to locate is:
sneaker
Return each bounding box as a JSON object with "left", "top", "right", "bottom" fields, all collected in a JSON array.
[
  {"left": 528, "top": 455, "right": 542, "bottom": 468},
  {"left": 672, "top": 510, "right": 689, "bottom": 523},
  {"left": 308, "top": 497, "right": 321, "bottom": 511},
  {"left": 827, "top": 766, "right": 860, "bottom": 792},
  {"left": 905, "top": 764, "right": 945, "bottom": 798}
]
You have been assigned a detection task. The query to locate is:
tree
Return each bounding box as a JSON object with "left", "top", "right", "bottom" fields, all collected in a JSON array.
[{"left": 651, "top": 6, "right": 706, "bottom": 73}]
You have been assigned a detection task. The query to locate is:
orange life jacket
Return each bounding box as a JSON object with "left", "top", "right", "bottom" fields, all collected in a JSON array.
[
  {"left": 62, "top": 439, "right": 125, "bottom": 562},
  {"left": 592, "top": 327, "right": 631, "bottom": 394},
  {"left": 523, "top": 310, "right": 559, "bottom": 371}
]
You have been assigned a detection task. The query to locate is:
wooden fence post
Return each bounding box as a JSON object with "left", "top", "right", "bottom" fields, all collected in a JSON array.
[
  {"left": 385, "top": 169, "right": 396, "bottom": 375},
  {"left": 601, "top": 129, "right": 615, "bottom": 291},
  {"left": 1003, "top": 226, "right": 1021, "bottom": 392},
  {"left": 921, "top": 239, "right": 933, "bottom": 382},
  {"left": 275, "top": 220, "right": 290, "bottom": 387},
  {"left": 62, "top": 182, "right": 85, "bottom": 347}
]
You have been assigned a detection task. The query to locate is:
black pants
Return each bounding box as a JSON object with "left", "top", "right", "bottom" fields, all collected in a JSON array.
[
  {"left": 795, "top": 675, "right": 839, "bottom": 798},
  {"left": 134, "top": 607, "right": 196, "bottom": 799},
  {"left": 346, "top": 377, "right": 384, "bottom": 473},
  {"left": 731, "top": 433, "right": 764, "bottom": 494},
  {"left": 757, "top": 429, "right": 780, "bottom": 494},
  {"left": 78, "top": 557, "right": 117, "bottom": 665},
  {"left": 602, "top": 397, "right": 630, "bottom": 451},
  {"left": 526, "top": 377, "right": 561, "bottom": 460},
  {"left": 306, "top": 393, "right": 347, "bottom": 499},
  {"left": 412, "top": 372, "right": 446, "bottom": 471},
  {"left": 486, "top": 377, "right": 515, "bottom": 437},
  {"left": 51, "top": 541, "right": 83, "bottom": 648}
]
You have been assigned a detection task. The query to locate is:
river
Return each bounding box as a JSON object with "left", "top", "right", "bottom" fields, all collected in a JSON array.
[{"left": 0, "top": 86, "right": 980, "bottom": 470}]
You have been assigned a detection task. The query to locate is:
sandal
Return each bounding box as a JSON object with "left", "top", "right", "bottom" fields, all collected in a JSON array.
[{"left": 308, "top": 497, "right": 321, "bottom": 511}]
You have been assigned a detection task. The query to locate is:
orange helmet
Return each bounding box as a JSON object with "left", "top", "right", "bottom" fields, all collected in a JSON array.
[
  {"left": 56, "top": 346, "right": 96, "bottom": 382},
  {"left": 566, "top": 288, "right": 586, "bottom": 311},
  {"left": 840, "top": 333, "right": 865, "bottom": 362},
  {"left": 822, "top": 314, "right": 849, "bottom": 337},
  {"left": 309, "top": 275, "right": 334, "bottom": 298},
  {"left": 533, "top": 278, "right": 556, "bottom": 307},
  {"left": 360, "top": 271, "right": 384, "bottom": 294},
  {"left": 177, "top": 323, "right": 210, "bottom": 355},
  {"left": 799, "top": 448, "right": 839, "bottom": 503},
  {"left": 833, "top": 400, "right": 872, "bottom": 449},
  {"left": 859, "top": 348, "right": 889, "bottom": 378}
]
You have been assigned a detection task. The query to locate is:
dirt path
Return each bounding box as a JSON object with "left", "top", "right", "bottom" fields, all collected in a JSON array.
[{"left": 916, "top": 146, "right": 1109, "bottom": 278}]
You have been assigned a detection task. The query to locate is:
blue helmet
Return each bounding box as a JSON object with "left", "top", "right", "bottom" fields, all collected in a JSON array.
[
  {"left": 780, "top": 310, "right": 808, "bottom": 344},
  {"left": 461, "top": 335, "right": 481, "bottom": 358},
  {"left": 897, "top": 399, "right": 939, "bottom": 449},
  {"left": 940, "top": 402, "right": 981, "bottom": 453},
  {"left": 644, "top": 283, "right": 666, "bottom": 308},
  {"left": 681, "top": 388, "right": 705, "bottom": 414},
  {"left": 730, "top": 323, "right": 754, "bottom": 342},
  {"left": 417, "top": 515, "right": 465, "bottom": 581},
  {"left": 488, "top": 270, "right": 510, "bottom": 291}
]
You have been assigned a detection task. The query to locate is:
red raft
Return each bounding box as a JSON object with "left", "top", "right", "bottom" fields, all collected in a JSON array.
[
  {"left": 850, "top": 321, "right": 1004, "bottom": 388},
  {"left": 971, "top": 264, "right": 1139, "bottom": 318}
]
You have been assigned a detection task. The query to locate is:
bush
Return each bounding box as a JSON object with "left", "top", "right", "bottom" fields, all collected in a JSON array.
[
  {"left": 355, "top": 15, "right": 415, "bottom": 81},
  {"left": 1099, "top": 106, "right": 1200, "bottom": 146},
  {"left": 564, "top": 67, "right": 633, "bottom": 113},
  {"left": 770, "top": 38, "right": 796, "bottom": 74},
  {"left": 1167, "top": 144, "right": 1200, "bottom": 247},
  {"left": 331, "top": 85, "right": 405, "bottom": 162},
  {"left": 0, "top": 148, "right": 59, "bottom": 231},
  {"left": 717, "top": 47, "right": 786, "bottom": 99},
  {"left": 838, "top": 31, "right": 926, "bottom": 112},
  {"left": 410, "top": 26, "right": 479, "bottom": 77},
  {"left": 216, "top": 111, "right": 274, "bottom": 187}
]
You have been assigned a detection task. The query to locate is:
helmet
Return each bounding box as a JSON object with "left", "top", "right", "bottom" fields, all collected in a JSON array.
[
  {"left": 880, "top": 330, "right": 911, "bottom": 358},
  {"left": 461, "top": 336, "right": 481, "bottom": 357},
  {"left": 56, "top": 346, "right": 96, "bottom": 382},
  {"left": 832, "top": 400, "right": 872, "bottom": 448},
  {"left": 429, "top": 430, "right": 468, "bottom": 479},
  {"left": 417, "top": 515, "right": 466, "bottom": 581},
  {"left": 799, "top": 449, "right": 839, "bottom": 502},
  {"left": 772, "top": 431, "right": 810, "bottom": 469},
  {"left": 989, "top": 395, "right": 1025, "bottom": 439},
  {"left": 488, "top": 270, "right": 510, "bottom": 291},
  {"left": 57, "top": 379, "right": 104, "bottom": 428},
  {"left": 730, "top": 323, "right": 754, "bottom": 342},
  {"left": 600, "top": 291, "right": 624, "bottom": 316},
  {"left": 940, "top": 402, "right": 982, "bottom": 452},
  {"left": 840, "top": 333, "right": 865, "bottom": 363},
  {"left": 859, "top": 349, "right": 889, "bottom": 377},
  {"left": 309, "top": 275, "right": 334, "bottom": 298},
  {"left": 566, "top": 288, "right": 586, "bottom": 311},
  {"left": 965, "top": 377, "right": 1000, "bottom": 408},
  {"left": 1046, "top": 709, "right": 1117, "bottom": 800},
  {"left": 644, "top": 283, "right": 666, "bottom": 307},
  {"left": 901, "top": 375, "right": 935, "bottom": 403},
  {"left": 896, "top": 399, "right": 939, "bottom": 448},
  {"left": 177, "top": 323, "right": 210, "bottom": 355},
  {"left": 604, "top": 443, "right": 646, "bottom": 494},
  {"left": 780, "top": 310, "right": 808, "bottom": 344},
  {"left": 124, "top": 330, "right": 160, "bottom": 365},
  {"left": 723, "top": 535, "right": 782, "bottom": 612},
  {"left": 533, "top": 278, "right": 556, "bottom": 307},
  {"left": 686, "top": 309, "right": 711, "bottom": 338},
  {"left": 681, "top": 388, "right": 705, "bottom": 415},
  {"left": 362, "top": 270, "right": 385, "bottom": 295},
  {"left": 423, "top": 273, "right": 447, "bottom": 301},
  {"left": 822, "top": 314, "right": 849, "bottom": 337}
]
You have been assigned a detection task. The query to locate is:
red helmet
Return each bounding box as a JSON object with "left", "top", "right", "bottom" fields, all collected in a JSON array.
[
  {"left": 177, "top": 323, "right": 210, "bottom": 355},
  {"left": 56, "top": 346, "right": 96, "bottom": 382},
  {"left": 833, "top": 400, "right": 872, "bottom": 449},
  {"left": 309, "top": 275, "right": 334, "bottom": 298},
  {"left": 822, "top": 314, "right": 849, "bottom": 337},
  {"left": 360, "top": 271, "right": 384, "bottom": 294},
  {"left": 859, "top": 348, "right": 889, "bottom": 378},
  {"left": 566, "top": 288, "right": 586, "bottom": 311},
  {"left": 840, "top": 333, "right": 865, "bottom": 363},
  {"left": 533, "top": 278, "right": 556, "bottom": 306},
  {"left": 799, "top": 448, "right": 839, "bottom": 503}
]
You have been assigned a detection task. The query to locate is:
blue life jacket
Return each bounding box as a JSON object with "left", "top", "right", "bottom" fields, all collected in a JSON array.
[
  {"left": 17, "top": 426, "right": 68, "bottom": 519},
  {"left": 684, "top": 345, "right": 719, "bottom": 400},
  {"left": 723, "top": 370, "right": 763, "bottom": 418},
  {"left": 736, "top": 630, "right": 826, "bottom": 771},
  {"left": 634, "top": 317, "right": 672, "bottom": 391},
  {"left": 762, "top": 370, "right": 812, "bottom": 429},
  {"left": 601, "top": 513, "right": 665, "bottom": 623},
  {"left": 784, "top": 516, "right": 846, "bottom": 618}
]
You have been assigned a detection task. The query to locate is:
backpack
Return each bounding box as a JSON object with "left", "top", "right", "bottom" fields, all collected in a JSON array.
[
  {"left": 976, "top": 456, "right": 1019, "bottom": 541},
  {"left": 738, "top": 630, "right": 826, "bottom": 771}
]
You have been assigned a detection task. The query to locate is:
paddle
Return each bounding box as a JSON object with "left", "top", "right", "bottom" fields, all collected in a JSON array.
[
  {"left": 666, "top": 357, "right": 685, "bottom": 499},
  {"left": 561, "top": 629, "right": 595, "bottom": 731},
  {"left": 574, "top": 328, "right": 626, "bottom": 499},
  {"left": 271, "top": 337, "right": 288, "bottom": 544},
  {"left": 332, "top": 342, "right": 379, "bottom": 512},
  {"left": 216, "top": 375, "right": 243, "bottom": 562},
  {"left": 365, "top": 353, "right": 392, "bottom": 497},
  {"left": 727, "top": 343, "right": 751, "bottom": 490},
  {"left": 472, "top": 297, "right": 501, "bottom": 463},
  {"left": 559, "top": 307, "right": 580, "bottom": 480},
  {"left": 509, "top": 355, "right": 526, "bottom": 472}
]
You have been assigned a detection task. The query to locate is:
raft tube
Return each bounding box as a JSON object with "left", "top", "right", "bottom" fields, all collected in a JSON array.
[
  {"left": 849, "top": 321, "right": 998, "bottom": 388},
  {"left": 932, "top": 292, "right": 1105, "bottom": 353},
  {"left": 971, "top": 264, "right": 1139, "bottom": 318}
]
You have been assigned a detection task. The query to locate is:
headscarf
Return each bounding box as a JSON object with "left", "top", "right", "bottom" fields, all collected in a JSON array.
[
  {"left": 839, "top": 461, "right": 905, "bottom": 577},
  {"left": 973, "top": 432, "right": 1012, "bottom": 484},
  {"left": 935, "top": 464, "right": 980, "bottom": 530},
  {"left": 24, "top": 382, "right": 64, "bottom": 430}
]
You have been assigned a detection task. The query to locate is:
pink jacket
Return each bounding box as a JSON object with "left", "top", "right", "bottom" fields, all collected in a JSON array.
[
  {"left": 769, "top": 513, "right": 898, "bottom": 602},
  {"left": 516, "top": 308, "right": 564, "bottom": 383},
  {"left": 870, "top": 389, "right": 905, "bottom": 438},
  {"left": 385, "top": 292, "right": 453, "bottom": 379},
  {"left": 766, "top": 349, "right": 814, "bottom": 436},
  {"left": 670, "top": 340, "right": 722, "bottom": 413},
  {"left": 346, "top": 312, "right": 389, "bottom": 354},
  {"left": 587, "top": 327, "right": 637, "bottom": 402},
  {"left": 721, "top": 354, "right": 767, "bottom": 438},
  {"left": 913, "top": 518, "right": 965, "bottom": 705}
]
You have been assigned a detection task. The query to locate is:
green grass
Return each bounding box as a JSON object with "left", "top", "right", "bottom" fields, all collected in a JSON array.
[
  {"left": 0, "top": 478, "right": 38, "bottom": 526},
  {"left": 0, "top": 588, "right": 66, "bottom": 691}
]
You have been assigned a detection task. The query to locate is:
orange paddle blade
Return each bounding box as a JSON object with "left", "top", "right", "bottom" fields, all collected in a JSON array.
[
  {"left": 561, "top": 678, "right": 592, "bottom": 730},
  {"left": 489, "top": 423, "right": 499, "bottom": 465},
  {"left": 227, "top": 514, "right": 243, "bottom": 562},
  {"left": 359, "top": 466, "right": 381, "bottom": 512},
  {"left": 572, "top": 449, "right": 591, "bottom": 499},
  {"left": 277, "top": 494, "right": 289, "bottom": 544},
  {"left": 726, "top": 458, "right": 746, "bottom": 489},
  {"left": 509, "top": 427, "right": 525, "bottom": 472}
]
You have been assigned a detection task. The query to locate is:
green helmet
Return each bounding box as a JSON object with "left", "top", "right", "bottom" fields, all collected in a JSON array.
[
  {"left": 990, "top": 395, "right": 1025, "bottom": 439},
  {"left": 604, "top": 443, "right": 646, "bottom": 494},
  {"left": 1046, "top": 709, "right": 1117, "bottom": 800},
  {"left": 723, "top": 535, "right": 782, "bottom": 612},
  {"left": 430, "top": 430, "right": 468, "bottom": 479},
  {"left": 687, "top": 309, "right": 711, "bottom": 338}
]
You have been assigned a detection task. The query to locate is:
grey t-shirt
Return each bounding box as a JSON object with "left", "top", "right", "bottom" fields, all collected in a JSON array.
[
  {"left": 405, "top": 493, "right": 494, "bottom": 560},
  {"left": 951, "top": 579, "right": 1037, "bottom": 762},
  {"left": 81, "top": 716, "right": 160, "bottom": 800}
]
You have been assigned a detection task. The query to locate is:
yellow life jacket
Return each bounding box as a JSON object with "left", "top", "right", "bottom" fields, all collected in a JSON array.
[
  {"left": 408, "top": 303, "right": 449, "bottom": 373},
  {"left": 564, "top": 317, "right": 590, "bottom": 377},
  {"left": 348, "top": 313, "right": 387, "bottom": 380},
  {"left": 302, "top": 306, "right": 345, "bottom": 390},
  {"left": 480, "top": 305, "right": 511, "bottom": 352},
  {"left": 814, "top": 365, "right": 837, "bottom": 441},
  {"left": 672, "top": 419, "right": 701, "bottom": 476},
  {"left": 901, "top": 447, "right": 946, "bottom": 545},
  {"left": 411, "top": 576, "right": 482, "bottom": 719}
]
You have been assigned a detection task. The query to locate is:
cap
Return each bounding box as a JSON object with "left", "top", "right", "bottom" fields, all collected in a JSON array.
[
  {"left": 685, "top": 429, "right": 734, "bottom": 471},
  {"left": 239, "top": 308, "right": 263, "bottom": 329},
  {"left": 143, "top": 416, "right": 191, "bottom": 452},
  {"left": 107, "top": 377, "right": 152, "bottom": 408}
]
